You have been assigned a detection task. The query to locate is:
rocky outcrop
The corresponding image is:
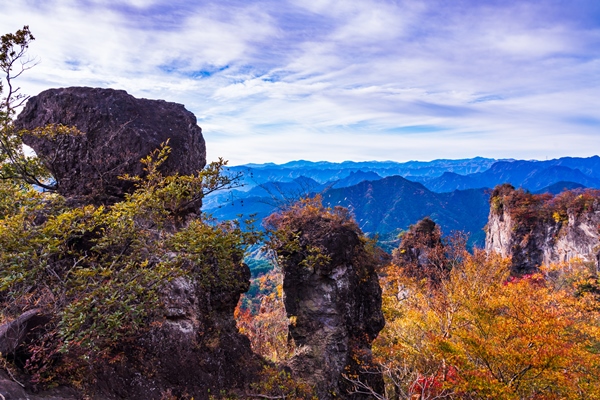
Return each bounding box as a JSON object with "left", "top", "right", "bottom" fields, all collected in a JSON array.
[
  {"left": 14, "top": 87, "right": 206, "bottom": 206},
  {"left": 3, "top": 88, "right": 262, "bottom": 399},
  {"left": 0, "top": 258, "right": 260, "bottom": 400},
  {"left": 485, "top": 184, "right": 600, "bottom": 274},
  {"left": 391, "top": 217, "right": 452, "bottom": 284},
  {"left": 267, "top": 201, "right": 385, "bottom": 399},
  {"left": 91, "top": 268, "right": 262, "bottom": 399}
]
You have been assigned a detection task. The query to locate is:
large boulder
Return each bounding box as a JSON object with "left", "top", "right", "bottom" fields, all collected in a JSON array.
[{"left": 14, "top": 87, "right": 206, "bottom": 205}]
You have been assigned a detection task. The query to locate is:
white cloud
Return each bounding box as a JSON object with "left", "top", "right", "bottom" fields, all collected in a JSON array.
[{"left": 1, "top": 0, "right": 599, "bottom": 164}]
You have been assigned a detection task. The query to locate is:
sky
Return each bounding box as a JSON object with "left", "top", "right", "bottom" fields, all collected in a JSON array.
[{"left": 1, "top": 0, "right": 600, "bottom": 165}]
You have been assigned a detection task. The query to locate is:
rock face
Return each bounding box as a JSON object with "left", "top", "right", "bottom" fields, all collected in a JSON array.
[
  {"left": 14, "top": 87, "right": 206, "bottom": 205},
  {"left": 0, "top": 265, "right": 259, "bottom": 400},
  {"left": 391, "top": 217, "right": 451, "bottom": 283},
  {"left": 92, "top": 268, "right": 261, "bottom": 399},
  {"left": 267, "top": 202, "right": 385, "bottom": 399},
  {"left": 485, "top": 184, "right": 600, "bottom": 274},
  {"left": 6, "top": 87, "right": 262, "bottom": 399}
]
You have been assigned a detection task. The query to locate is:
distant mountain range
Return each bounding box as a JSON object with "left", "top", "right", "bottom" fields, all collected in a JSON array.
[
  {"left": 322, "top": 177, "right": 490, "bottom": 248},
  {"left": 422, "top": 158, "right": 600, "bottom": 192},
  {"left": 204, "top": 155, "right": 600, "bottom": 250},
  {"left": 227, "top": 157, "right": 502, "bottom": 189}
]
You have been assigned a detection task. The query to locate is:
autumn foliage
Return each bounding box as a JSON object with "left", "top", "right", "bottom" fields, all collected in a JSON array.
[
  {"left": 490, "top": 183, "right": 600, "bottom": 228},
  {"left": 235, "top": 265, "right": 292, "bottom": 363},
  {"left": 374, "top": 220, "right": 600, "bottom": 399}
]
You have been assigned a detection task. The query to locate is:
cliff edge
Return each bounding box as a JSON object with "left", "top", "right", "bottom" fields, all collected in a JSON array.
[{"left": 485, "top": 184, "right": 600, "bottom": 274}]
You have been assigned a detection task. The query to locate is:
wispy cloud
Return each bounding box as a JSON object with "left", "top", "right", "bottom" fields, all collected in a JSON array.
[{"left": 1, "top": 0, "right": 599, "bottom": 164}]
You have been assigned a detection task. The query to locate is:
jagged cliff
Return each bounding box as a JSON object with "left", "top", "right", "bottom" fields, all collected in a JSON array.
[
  {"left": 2, "top": 87, "right": 390, "bottom": 399},
  {"left": 485, "top": 184, "right": 600, "bottom": 274}
]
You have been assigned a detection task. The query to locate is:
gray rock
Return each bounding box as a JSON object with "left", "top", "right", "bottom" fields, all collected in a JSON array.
[
  {"left": 485, "top": 185, "right": 600, "bottom": 273},
  {"left": 269, "top": 207, "right": 385, "bottom": 399},
  {"left": 87, "top": 262, "right": 262, "bottom": 399},
  {"left": 14, "top": 87, "right": 206, "bottom": 206}
]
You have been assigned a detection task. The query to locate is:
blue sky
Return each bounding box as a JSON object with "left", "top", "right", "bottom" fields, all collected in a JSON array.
[{"left": 1, "top": 0, "right": 600, "bottom": 165}]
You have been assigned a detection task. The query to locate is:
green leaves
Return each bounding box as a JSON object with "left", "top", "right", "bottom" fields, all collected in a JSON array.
[
  {"left": 0, "top": 26, "right": 34, "bottom": 71},
  {"left": 0, "top": 26, "right": 70, "bottom": 190},
  {"left": 0, "top": 141, "right": 258, "bottom": 386}
]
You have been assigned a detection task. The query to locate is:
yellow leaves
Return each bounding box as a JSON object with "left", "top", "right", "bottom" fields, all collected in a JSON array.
[
  {"left": 553, "top": 210, "right": 567, "bottom": 223},
  {"left": 235, "top": 267, "right": 292, "bottom": 364},
  {"left": 376, "top": 250, "right": 600, "bottom": 399},
  {"left": 249, "top": 366, "right": 317, "bottom": 400},
  {"left": 27, "top": 123, "right": 82, "bottom": 140}
]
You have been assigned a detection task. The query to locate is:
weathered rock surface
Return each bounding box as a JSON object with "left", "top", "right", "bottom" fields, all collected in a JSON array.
[
  {"left": 268, "top": 204, "right": 385, "bottom": 399},
  {"left": 90, "top": 266, "right": 261, "bottom": 399},
  {"left": 485, "top": 184, "right": 600, "bottom": 273},
  {"left": 5, "top": 88, "right": 263, "bottom": 399},
  {"left": 0, "top": 265, "right": 259, "bottom": 400},
  {"left": 14, "top": 87, "right": 206, "bottom": 205}
]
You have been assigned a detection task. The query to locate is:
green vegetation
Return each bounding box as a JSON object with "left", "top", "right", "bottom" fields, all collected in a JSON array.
[
  {"left": 4, "top": 25, "right": 600, "bottom": 399},
  {"left": 1, "top": 25, "right": 81, "bottom": 190},
  {"left": 0, "top": 26, "right": 260, "bottom": 391},
  {"left": 0, "top": 144, "right": 258, "bottom": 386}
]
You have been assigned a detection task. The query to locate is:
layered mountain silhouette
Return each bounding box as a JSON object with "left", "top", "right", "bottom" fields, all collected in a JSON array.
[
  {"left": 204, "top": 155, "right": 600, "bottom": 249},
  {"left": 206, "top": 175, "right": 490, "bottom": 247},
  {"left": 322, "top": 177, "right": 490, "bottom": 247},
  {"left": 228, "top": 157, "right": 500, "bottom": 188},
  {"left": 422, "top": 157, "right": 600, "bottom": 192}
]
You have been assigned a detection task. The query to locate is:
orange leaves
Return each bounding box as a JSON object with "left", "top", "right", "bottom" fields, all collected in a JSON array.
[
  {"left": 376, "top": 251, "right": 600, "bottom": 399},
  {"left": 235, "top": 268, "right": 292, "bottom": 363}
]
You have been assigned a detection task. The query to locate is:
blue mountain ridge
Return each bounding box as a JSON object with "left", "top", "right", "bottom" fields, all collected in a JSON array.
[{"left": 204, "top": 155, "right": 600, "bottom": 251}]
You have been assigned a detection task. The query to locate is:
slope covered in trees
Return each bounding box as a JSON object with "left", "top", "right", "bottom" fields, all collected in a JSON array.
[
  {"left": 374, "top": 226, "right": 600, "bottom": 399},
  {"left": 236, "top": 205, "right": 600, "bottom": 399}
]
